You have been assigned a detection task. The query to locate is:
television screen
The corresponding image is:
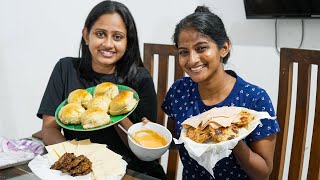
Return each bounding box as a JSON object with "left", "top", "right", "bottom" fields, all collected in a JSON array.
[{"left": 244, "top": 0, "right": 320, "bottom": 19}]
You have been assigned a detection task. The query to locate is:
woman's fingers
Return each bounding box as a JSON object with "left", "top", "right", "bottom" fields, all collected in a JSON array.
[{"left": 141, "top": 117, "right": 150, "bottom": 125}]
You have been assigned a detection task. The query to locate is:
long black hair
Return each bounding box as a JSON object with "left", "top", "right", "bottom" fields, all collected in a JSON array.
[
  {"left": 172, "top": 6, "right": 231, "bottom": 63},
  {"left": 78, "top": 0, "right": 143, "bottom": 87}
]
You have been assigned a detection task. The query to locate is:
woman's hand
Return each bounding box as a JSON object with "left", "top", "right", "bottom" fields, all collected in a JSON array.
[
  {"left": 141, "top": 117, "right": 151, "bottom": 125},
  {"left": 233, "top": 135, "right": 276, "bottom": 180}
]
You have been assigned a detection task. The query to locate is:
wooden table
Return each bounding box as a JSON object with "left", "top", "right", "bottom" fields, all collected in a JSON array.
[{"left": 0, "top": 162, "right": 160, "bottom": 180}]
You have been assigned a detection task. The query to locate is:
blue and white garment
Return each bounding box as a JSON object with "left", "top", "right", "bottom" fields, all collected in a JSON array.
[{"left": 161, "top": 70, "right": 280, "bottom": 180}]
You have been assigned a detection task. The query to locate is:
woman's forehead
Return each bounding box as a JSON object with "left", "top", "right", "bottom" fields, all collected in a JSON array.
[
  {"left": 92, "top": 13, "right": 126, "bottom": 32},
  {"left": 178, "top": 29, "right": 213, "bottom": 47}
]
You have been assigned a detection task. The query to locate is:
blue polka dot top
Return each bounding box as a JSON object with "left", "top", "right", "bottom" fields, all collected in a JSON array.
[{"left": 161, "top": 70, "right": 280, "bottom": 180}]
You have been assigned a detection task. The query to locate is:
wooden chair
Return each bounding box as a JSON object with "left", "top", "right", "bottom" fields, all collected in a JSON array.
[
  {"left": 32, "top": 130, "right": 43, "bottom": 139},
  {"left": 143, "top": 43, "right": 184, "bottom": 180},
  {"left": 270, "top": 48, "right": 320, "bottom": 180}
]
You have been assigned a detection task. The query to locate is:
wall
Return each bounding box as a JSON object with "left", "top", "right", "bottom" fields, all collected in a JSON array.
[{"left": 1, "top": 0, "right": 319, "bottom": 179}]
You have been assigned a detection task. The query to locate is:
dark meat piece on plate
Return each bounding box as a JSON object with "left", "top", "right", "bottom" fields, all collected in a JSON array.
[
  {"left": 61, "top": 155, "right": 86, "bottom": 173},
  {"left": 81, "top": 168, "right": 92, "bottom": 176},
  {"left": 50, "top": 153, "right": 76, "bottom": 170},
  {"left": 70, "top": 157, "right": 92, "bottom": 176}
]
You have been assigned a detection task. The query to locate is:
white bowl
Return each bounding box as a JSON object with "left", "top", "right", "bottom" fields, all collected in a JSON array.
[{"left": 127, "top": 122, "right": 172, "bottom": 161}]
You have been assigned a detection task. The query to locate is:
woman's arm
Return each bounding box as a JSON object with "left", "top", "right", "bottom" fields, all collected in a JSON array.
[
  {"left": 233, "top": 87, "right": 279, "bottom": 179},
  {"left": 41, "top": 115, "right": 66, "bottom": 145},
  {"left": 114, "top": 117, "right": 134, "bottom": 148},
  {"left": 233, "top": 134, "right": 276, "bottom": 180}
]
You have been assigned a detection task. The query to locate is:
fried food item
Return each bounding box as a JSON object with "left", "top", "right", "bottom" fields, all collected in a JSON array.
[
  {"left": 50, "top": 153, "right": 92, "bottom": 177},
  {"left": 50, "top": 153, "right": 76, "bottom": 170},
  {"left": 210, "top": 124, "right": 239, "bottom": 142},
  {"left": 68, "top": 89, "right": 93, "bottom": 108},
  {"left": 186, "top": 126, "right": 211, "bottom": 143},
  {"left": 94, "top": 82, "right": 119, "bottom": 99},
  {"left": 80, "top": 108, "right": 111, "bottom": 129},
  {"left": 70, "top": 157, "right": 92, "bottom": 176},
  {"left": 61, "top": 155, "right": 86, "bottom": 173},
  {"left": 233, "top": 110, "right": 255, "bottom": 126},
  {"left": 109, "top": 91, "right": 138, "bottom": 115},
  {"left": 183, "top": 106, "right": 257, "bottom": 143},
  {"left": 80, "top": 168, "right": 92, "bottom": 176},
  {"left": 58, "top": 103, "right": 85, "bottom": 125},
  {"left": 87, "top": 95, "right": 112, "bottom": 112}
]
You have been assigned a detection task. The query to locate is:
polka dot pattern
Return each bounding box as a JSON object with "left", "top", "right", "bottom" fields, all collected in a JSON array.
[{"left": 162, "top": 71, "right": 279, "bottom": 179}]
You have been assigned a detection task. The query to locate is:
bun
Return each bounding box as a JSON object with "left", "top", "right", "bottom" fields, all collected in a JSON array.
[
  {"left": 80, "top": 108, "right": 111, "bottom": 129},
  {"left": 195, "top": 6, "right": 210, "bottom": 13},
  {"left": 58, "top": 103, "right": 85, "bottom": 125},
  {"left": 94, "top": 82, "right": 119, "bottom": 99},
  {"left": 87, "top": 96, "right": 112, "bottom": 112},
  {"left": 109, "top": 91, "right": 138, "bottom": 116},
  {"left": 67, "top": 89, "right": 93, "bottom": 109}
]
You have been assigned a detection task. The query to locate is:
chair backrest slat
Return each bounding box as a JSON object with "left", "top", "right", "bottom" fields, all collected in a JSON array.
[
  {"left": 175, "top": 59, "right": 184, "bottom": 81},
  {"left": 271, "top": 48, "right": 320, "bottom": 180},
  {"left": 143, "top": 43, "right": 184, "bottom": 180},
  {"left": 157, "top": 54, "right": 169, "bottom": 125},
  {"left": 307, "top": 68, "right": 320, "bottom": 179},
  {"left": 289, "top": 64, "right": 311, "bottom": 179},
  {"left": 144, "top": 45, "right": 154, "bottom": 78},
  {"left": 272, "top": 51, "right": 293, "bottom": 180}
]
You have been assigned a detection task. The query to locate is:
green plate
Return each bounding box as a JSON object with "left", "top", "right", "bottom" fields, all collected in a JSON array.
[{"left": 55, "top": 85, "right": 139, "bottom": 131}]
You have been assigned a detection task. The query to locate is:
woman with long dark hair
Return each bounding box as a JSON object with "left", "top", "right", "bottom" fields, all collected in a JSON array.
[{"left": 37, "top": 1, "right": 166, "bottom": 178}]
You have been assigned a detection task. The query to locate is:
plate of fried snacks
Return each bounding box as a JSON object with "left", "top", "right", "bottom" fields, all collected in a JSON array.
[
  {"left": 55, "top": 82, "right": 139, "bottom": 131},
  {"left": 28, "top": 139, "right": 127, "bottom": 180},
  {"left": 174, "top": 106, "right": 276, "bottom": 176}
]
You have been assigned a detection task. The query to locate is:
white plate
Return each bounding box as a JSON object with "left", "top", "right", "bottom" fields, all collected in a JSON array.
[
  {"left": 180, "top": 115, "right": 262, "bottom": 146},
  {"left": 28, "top": 154, "right": 127, "bottom": 180},
  {"left": 174, "top": 110, "right": 275, "bottom": 176}
]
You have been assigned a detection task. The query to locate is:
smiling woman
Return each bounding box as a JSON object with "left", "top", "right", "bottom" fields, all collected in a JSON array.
[
  {"left": 176, "top": 28, "right": 231, "bottom": 87},
  {"left": 36, "top": 1, "right": 166, "bottom": 179},
  {"left": 160, "top": 5, "right": 280, "bottom": 180},
  {"left": 82, "top": 13, "right": 128, "bottom": 74}
]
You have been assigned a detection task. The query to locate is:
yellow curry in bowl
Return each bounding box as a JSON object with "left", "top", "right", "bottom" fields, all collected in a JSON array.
[{"left": 133, "top": 129, "right": 167, "bottom": 148}]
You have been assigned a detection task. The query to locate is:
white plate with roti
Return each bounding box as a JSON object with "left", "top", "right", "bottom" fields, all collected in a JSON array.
[
  {"left": 180, "top": 106, "right": 263, "bottom": 144},
  {"left": 28, "top": 139, "right": 127, "bottom": 180},
  {"left": 174, "top": 106, "right": 276, "bottom": 176}
]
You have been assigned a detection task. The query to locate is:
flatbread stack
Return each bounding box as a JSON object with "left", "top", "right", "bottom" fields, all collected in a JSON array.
[
  {"left": 181, "top": 106, "right": 255, "bottom": 143},
  {"left": 45, "top": 139, "right": 126, "bottom": 180}
]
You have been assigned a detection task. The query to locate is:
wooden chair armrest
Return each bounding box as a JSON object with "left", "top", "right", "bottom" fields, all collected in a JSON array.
[{"left": 169, "top": 140, "right": 178, "bottom": 151}]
